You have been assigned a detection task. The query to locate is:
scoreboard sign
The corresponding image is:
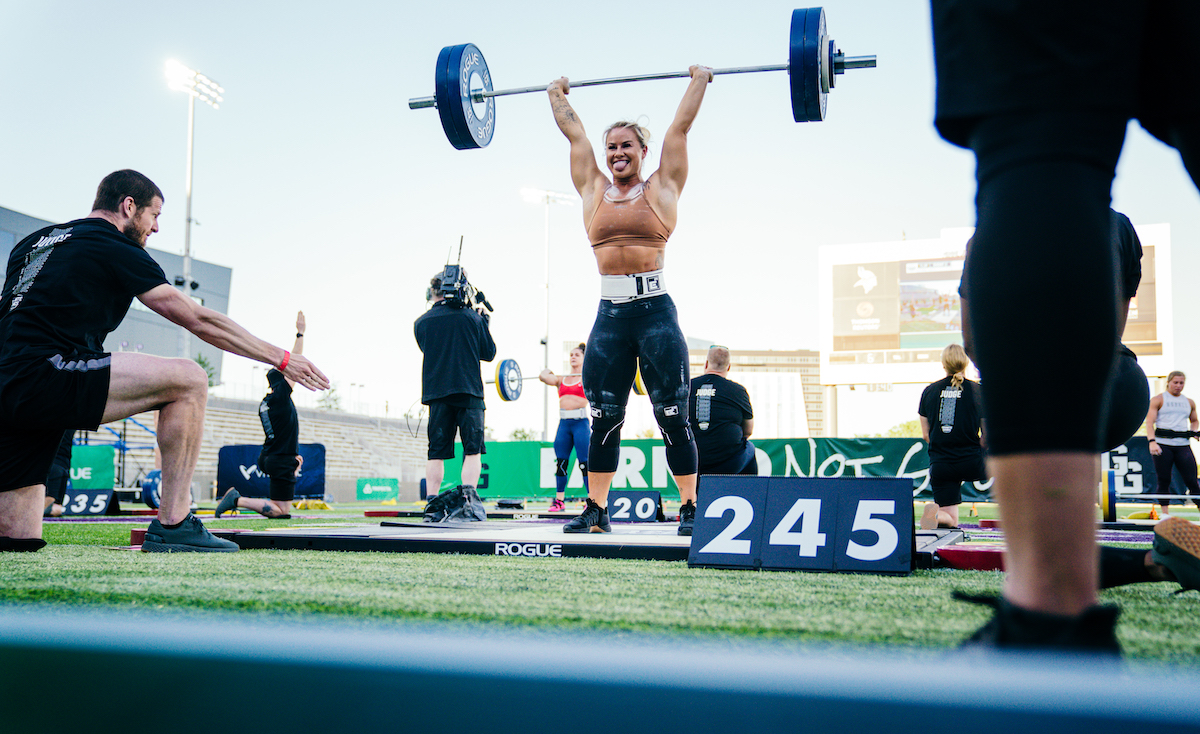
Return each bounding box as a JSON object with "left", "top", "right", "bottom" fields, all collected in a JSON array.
[
  {"left": 688, "top": 476, "right": 912, "bottom": 575},
  {"left": 607, "top": 490, "right": 663, "bottom": 523},
  {"left": 61, "top": 488, "right": 114, "bottom": 516}
]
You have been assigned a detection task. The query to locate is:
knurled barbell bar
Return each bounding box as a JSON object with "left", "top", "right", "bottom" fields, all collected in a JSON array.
[{"left": 410, "top": 7, "right": 875, "bottom": 150}]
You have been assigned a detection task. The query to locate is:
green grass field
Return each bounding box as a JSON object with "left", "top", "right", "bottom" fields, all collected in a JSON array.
[{"left": 3, "top": 502, "right": 1198, "bottom": 668}]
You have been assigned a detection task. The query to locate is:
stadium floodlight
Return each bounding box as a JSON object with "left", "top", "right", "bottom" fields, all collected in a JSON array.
[
  {"left": 165, "top": 59, "right": 224, "bottom": 359},
  {"left": 521, "top": 188, "right": 580, "bottom": 441}
]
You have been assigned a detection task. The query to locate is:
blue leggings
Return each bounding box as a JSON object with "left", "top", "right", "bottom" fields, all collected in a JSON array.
[{"left": 553, "top": 418, "right": 590, "bottom": 495}]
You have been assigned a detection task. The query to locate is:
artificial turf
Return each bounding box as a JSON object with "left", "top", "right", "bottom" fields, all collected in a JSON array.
[{"left": 3, "top": 503, "right": 1197, "bottom": 667}]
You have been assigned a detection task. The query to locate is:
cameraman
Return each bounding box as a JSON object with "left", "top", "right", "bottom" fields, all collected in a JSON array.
[{"left": 414, "top": 271, "right": 496, "bottom": 499}]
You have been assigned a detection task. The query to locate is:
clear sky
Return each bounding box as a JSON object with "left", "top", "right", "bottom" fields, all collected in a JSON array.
[{"left": 2, "top": 0, "right": 1196, "bottom": 439}]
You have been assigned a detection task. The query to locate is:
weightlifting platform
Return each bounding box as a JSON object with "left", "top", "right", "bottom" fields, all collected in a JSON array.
[
  {"left": 188, "top": 519, "right": 967, "bottom": 568},
  {"left": 212, "top": 519, "right": 693, "bottom": 561}
]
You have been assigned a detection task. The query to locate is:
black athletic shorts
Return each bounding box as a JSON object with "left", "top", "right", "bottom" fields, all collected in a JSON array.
[
  {"left": 0, "top": 354, "right": 110, "bottom": 493},
  {"left": 427, "top": 400, "right": 486, "bottom": 460},
  {"left": 929, "top": 454, "right": 987, "bottom": 507},
  {"left": 259, "top": 453, "right": 299, "bottom": 481}
]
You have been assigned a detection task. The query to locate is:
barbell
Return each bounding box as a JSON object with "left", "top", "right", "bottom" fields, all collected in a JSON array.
[
  {"left": 409, "top": 7, "right": 876, "bottom": 150},
  {"left": 485, "top": 358, "right": 646, "bottom": 402}
]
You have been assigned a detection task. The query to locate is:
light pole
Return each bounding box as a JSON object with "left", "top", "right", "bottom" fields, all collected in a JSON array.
[
  {"left": 521, "top": 187, "right": 579, "bottom": 441},
  {"left": 165, "top": 59, "right": 223, "bottom": 360}
]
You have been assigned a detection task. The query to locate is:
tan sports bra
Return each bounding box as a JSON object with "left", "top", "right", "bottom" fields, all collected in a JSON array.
[{"left": 587, "top": 183, "right": 671, "bottom": 249}]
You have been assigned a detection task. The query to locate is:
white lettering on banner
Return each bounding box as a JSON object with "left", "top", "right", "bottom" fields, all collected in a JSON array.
[
  {"left": 239, "top": 464, "right": 265, "bottom": 481},
  {"left": 845, "top": 455, "right": 885, "bottom": 476},
  {"left": 611, "top": 447, "right": 648, "bottom": 489},
  {"left": 652, "top": 445, "right": 668, "bottom": 487},
  {"left": 1104, "top": 446, "right": 1144, "bottom": 495},
  {"left": 818, "top": 454, "right": 845, "bottom": 477},
  {"left": 69, "top": 467, "right": 93, "bottom": 480},
  {"left": 783, "top": 440, "right": 819, "bottom": 477},
  {"left": 895, "top": 441, "right": 930, "bottom": 494},
  {"left": 754, "top": 448, "right": 771, "bottom": 475}
]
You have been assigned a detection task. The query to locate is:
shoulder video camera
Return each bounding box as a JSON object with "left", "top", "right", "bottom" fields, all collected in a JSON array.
[
  {"left": 437, "top": 264, "right": 493, "bottom": 313},
  {"left": 431, "top": 237, "right": 493, "bottom": 313}
]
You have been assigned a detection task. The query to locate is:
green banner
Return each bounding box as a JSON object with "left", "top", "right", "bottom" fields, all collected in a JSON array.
[
  {"left": 70, "top": 445, "right": 115, "bottom": 489},
  {"left": 357, "top": 477, "right": 399, "bottom": 501},
  {"left": 440, "top": 438, "right": 991, "bottom": 501}
]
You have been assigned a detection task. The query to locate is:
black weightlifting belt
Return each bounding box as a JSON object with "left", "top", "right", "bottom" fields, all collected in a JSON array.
[{"left": 1155, "top": 428, "right": 1200, "bottom": 439}]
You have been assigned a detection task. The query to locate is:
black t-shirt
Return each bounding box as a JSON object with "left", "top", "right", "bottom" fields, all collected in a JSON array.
[
  {"left": 919, "top": 376, "right": 984, "bottom": 462},
  {"left": 259, "top": 370, "right": 299, "bottom": 458},
  {"left": 689, "top": 373, "right": 753, "bottom": 467},
  {"left": 414, "top": 301, "right": 496, "bottom": 405},
  {"left": 0, "top": 218, "right": 168, "bottom": 364}
]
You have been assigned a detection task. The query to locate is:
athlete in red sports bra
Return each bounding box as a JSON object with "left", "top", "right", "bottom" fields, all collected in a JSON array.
[{"left": 538, "top": 343, "right": 590, "bottom": 512}]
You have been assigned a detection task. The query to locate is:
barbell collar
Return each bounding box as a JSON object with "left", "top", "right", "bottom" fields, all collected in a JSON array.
[{"left": 836, "top": 54, "right": 876, "bottom": 72}]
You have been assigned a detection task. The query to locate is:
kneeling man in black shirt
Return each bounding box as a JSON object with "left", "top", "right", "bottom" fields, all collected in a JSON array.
[{"left": 0, "top": 170, "right": 329, "bottom": 552}]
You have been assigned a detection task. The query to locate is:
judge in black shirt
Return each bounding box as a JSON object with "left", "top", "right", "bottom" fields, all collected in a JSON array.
[
  {"left": 689, "top": 346, "right": 756, "bottom": 476},
  {"left": 917, "top": 343, "right": 985, "bottom": 530},
  {"left": 414, "top": 273, "right": 496, "bottom": 499}
]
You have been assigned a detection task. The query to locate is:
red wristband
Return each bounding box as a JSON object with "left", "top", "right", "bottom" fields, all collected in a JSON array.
[{"left": 279, "top": 350, "right": 290, "bottom": 372}]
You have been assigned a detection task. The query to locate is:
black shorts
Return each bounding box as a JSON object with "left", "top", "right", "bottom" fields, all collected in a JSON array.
[
  {"left": 0, "top": 354, "right": 110, "bottom": 493},
  {"left": 427, "top": 401, "right": 486, "bottom": 460},
  {"left": 929, "top": 454, "right": 987, "bottom": 507},
  {"left": 259, "top": 452, "right": 299, "bottom": 482}
]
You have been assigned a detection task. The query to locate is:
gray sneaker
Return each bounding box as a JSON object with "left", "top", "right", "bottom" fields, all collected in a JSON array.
[
  {"left": 142, "top": 514, "right": 238, "bottom": 553},
  {"left": 214, "top": 489, "right": 241, "bottom": 518}
]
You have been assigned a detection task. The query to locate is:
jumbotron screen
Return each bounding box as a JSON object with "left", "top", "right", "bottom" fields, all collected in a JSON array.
[{"left": 818, "top": 226, "right": 1174, "bottom": 385}]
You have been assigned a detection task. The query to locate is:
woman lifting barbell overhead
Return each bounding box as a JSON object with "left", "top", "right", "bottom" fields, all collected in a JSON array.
[
  {"left": 539, "top": 343, "right": 590, "bottom": 512},
  {"left": 546, "top": 64, "right": 711, "bottom": 536}
]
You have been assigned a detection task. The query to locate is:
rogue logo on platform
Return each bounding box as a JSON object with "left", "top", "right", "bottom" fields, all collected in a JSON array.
[{"left": 494, "top": 542, "right": 563, "bottom": 557}]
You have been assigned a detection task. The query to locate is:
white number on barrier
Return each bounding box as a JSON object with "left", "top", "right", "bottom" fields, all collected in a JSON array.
[
  {"left": 610, "top": 496, "right": 632, "bottom": 520},
  {"left": 69, "top": 494, "right": 87, "bottom": 513},
  {"left": 635, "top": 497, "right": 655, "bottom": 519},
  {"left": 698, "top": 496, "right": 754, "bottom": 555},
  {"left": 768, "top": 498, "right": 827, "bottom": 557},
  {"left": 89, "top": 493, "right": 108, "bottom": 513},
  {"left": 845, "top": 500, "right": 898, "bottom": 561}
]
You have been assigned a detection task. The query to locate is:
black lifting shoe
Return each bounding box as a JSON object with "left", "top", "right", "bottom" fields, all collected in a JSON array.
[
  {"left": 563, "top": 498, "right": 611, "bottom": 534},
  {"left": 142, "top": 514, "right": 239, "bottom": 553},
  {"left": 953, "top": 591, "right": 1120, "bottom": 656},
  {"left": 677, "top": 500, "right": 697, "bottom": 537}
]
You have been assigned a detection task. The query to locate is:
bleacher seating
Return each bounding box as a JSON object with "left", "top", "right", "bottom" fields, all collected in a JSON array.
[{"left": 75, "top": 396, "right": 430, "bottom": 499}]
